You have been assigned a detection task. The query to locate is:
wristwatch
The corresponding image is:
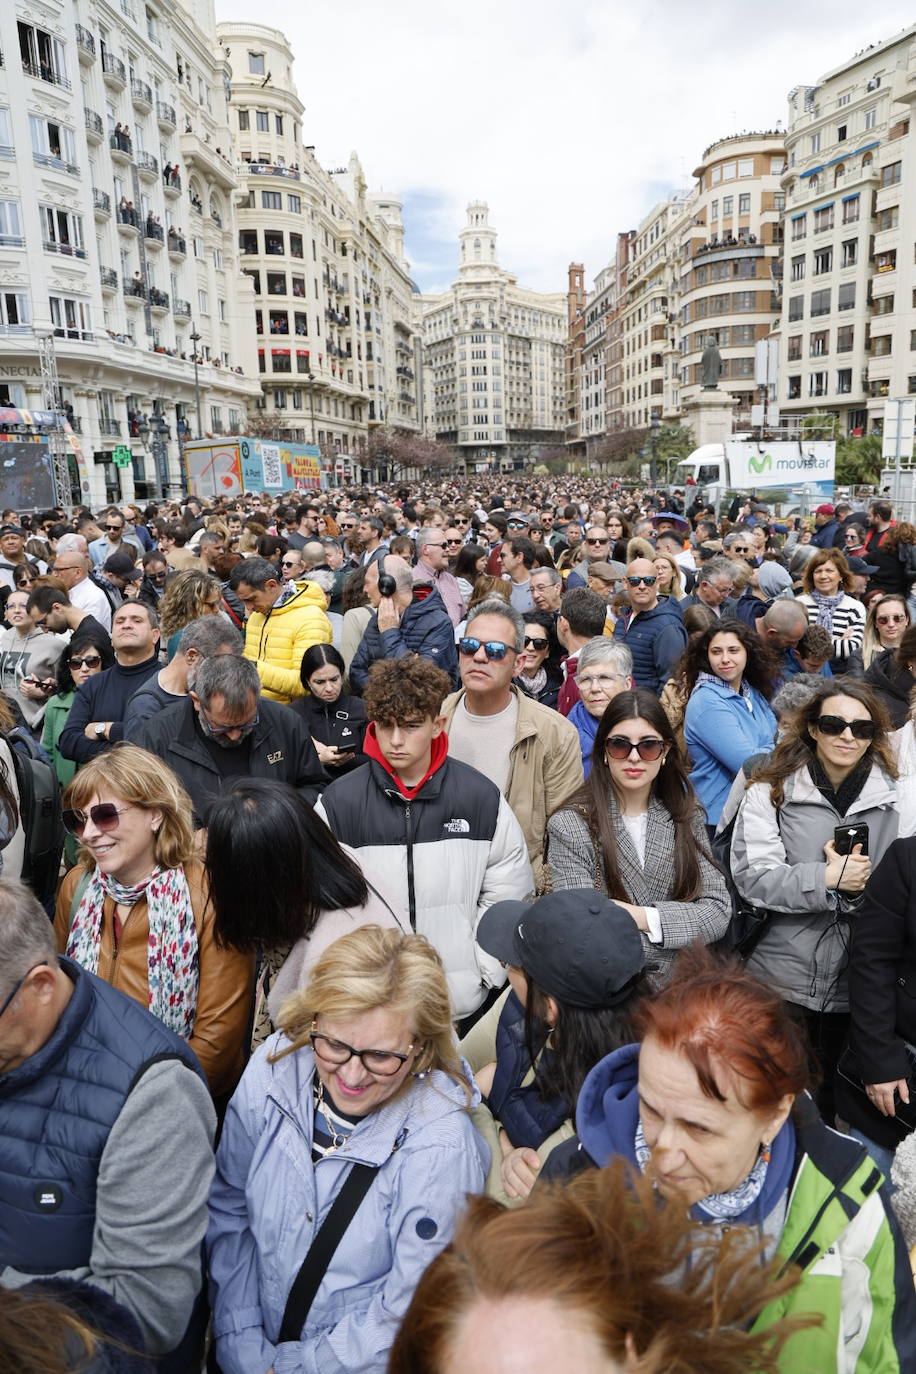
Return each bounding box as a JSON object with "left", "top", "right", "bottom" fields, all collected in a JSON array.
[{"left": 94, "top": 723, "right": 106, "bottom": 739}]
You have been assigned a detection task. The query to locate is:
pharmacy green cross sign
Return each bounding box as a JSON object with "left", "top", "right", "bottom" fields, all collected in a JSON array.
[{"left": 112, "top": 446, "right": 132, "bottom": 467}]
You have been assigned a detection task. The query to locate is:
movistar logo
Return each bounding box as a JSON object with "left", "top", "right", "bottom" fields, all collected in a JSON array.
[{"left": 748, "top": 453, "right": 773, "bottom": 474}]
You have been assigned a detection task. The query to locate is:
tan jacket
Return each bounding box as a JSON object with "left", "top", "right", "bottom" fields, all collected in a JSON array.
[
  {"left": 54, "top": 860, "right": 254, "bottom": 1097},
  {"left": 441, "top": 685, "right": 583, "bottom": 886},
  {"left": 165, "top": 546, "right": 203, "bottom": 572}
]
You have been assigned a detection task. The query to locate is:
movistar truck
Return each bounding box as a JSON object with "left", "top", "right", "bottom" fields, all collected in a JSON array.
[{"left": 671, "top": 440, "right": 835, "bottom": 514}]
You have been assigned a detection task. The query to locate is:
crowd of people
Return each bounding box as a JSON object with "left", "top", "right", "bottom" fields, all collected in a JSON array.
[{"left": 3, "top": 480, "right": 916, "bottom": 1371}]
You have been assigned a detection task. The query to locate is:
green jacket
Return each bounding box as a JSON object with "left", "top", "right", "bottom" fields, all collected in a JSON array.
[
  {"left": 751, "top": 1093, "right": 916, "bottom": 1372},
  {"left": 42, "top": 691, "right": 76, "bottom": 790}
]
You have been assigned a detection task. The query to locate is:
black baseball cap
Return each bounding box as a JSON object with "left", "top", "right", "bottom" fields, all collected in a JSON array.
[
  {"left": 846, "top": 556, "right": 879, "bottom": 576},
  {"left": 104, "top": 551, "right": 141, "bottom": 581},
  {"left": 0, "top": 523, "right": 23, "bottom": 537},
  {"left": 477, "top": 889, "right": 645, "bottom": 1009}
]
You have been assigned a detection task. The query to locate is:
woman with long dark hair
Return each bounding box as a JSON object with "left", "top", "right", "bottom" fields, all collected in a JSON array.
[
  {"left": 546, "top": 688, "right": 730, "bottom": 985},
  {"left": 452, "top": 543, "right": 487, "bottom": 604},
  {"left": 459, "top": 888, "right": 646, "bottom": 1203},
  {"left": 205, "top": 779, "right": 404, "bottom": 1043},
  {"left": 730, "top": 679, "right": 900, "bottom": 1120},
  {"left": 290, "top": 643, "right": 367, "bottom": 773},
  {"left": 682, "top": 618, "right": 779, "bottom": 829}
]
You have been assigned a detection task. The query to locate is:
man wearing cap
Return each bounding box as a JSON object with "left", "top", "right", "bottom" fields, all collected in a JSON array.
[
  {"left": 650, "top": 511, "right": 690, "bottom": 540},
  {"left": 846, "top": 555, "right": 881, "bottom": 601},
  {"left": 0, "top": 524, "right": 45, "bottom": 591},
  {"left": 810, "top": 504, "right": 840, "bottom": 549},
  {"left": 102, "top": 552, "right": 142, "bottom": 607},
  {"left": 461, "top": 888, "right": 647, "bottom": 1202}
]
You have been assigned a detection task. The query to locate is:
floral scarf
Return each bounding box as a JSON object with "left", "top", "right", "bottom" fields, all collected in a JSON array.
[{"left": 66, "top": 864, "right": 199, "bottom": 1039}]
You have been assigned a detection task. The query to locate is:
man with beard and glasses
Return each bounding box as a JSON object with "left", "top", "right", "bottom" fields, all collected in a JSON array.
[{"left": 132, "top": 653, "right": 326, "bottom": 826}]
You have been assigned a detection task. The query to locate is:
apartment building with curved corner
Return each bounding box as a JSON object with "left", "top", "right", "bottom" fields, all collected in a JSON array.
[
  {"left": 622, "top": 193, "right": 693, "bottom": 430},
  {"left": 419, "top": 202, "right": 565, "bottom": 471},
  {"left": 218, "top": 22, "right": 420, "bottom": 465},
  {"left": 0, "top": 0, "right": 259, "bottom": 505},
  {"left": 778, "top": 25, "right": 916, "bottom": 435},
  {"left": 676, "top": 133, "right": 785, "bottom": 425}
]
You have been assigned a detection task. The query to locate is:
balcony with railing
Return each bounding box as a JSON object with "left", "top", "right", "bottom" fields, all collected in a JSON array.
[
  {"left": 173, "top": 298, "right": 191, "bottom": 318},
  {"left": 22, "top": 59, "right": 71, "bottom": 90},
  {"left": 144, "top": 220, "right": 164, "bottom": 246},
  {"left": 117, "top": 204, "right": 140, "bottom": 232},
  {"left": 167, "top": 232, "right": 186, "bottom": 257},
  {"left": 93, "top": 188, "right": 111, "bottom": 217},
  {"left": 100, "top": 266, "right": 118, "bottom": 290},
  {"left": 33, "top": 150, "right": 79, "bottom": 176},
  {"left": 136, "top": 151, "right": 158, "bottom": 179},
  {"left": 239, "top": 160, "right": 300, "bottom": 181},
  {"left": 124, "top": 278, "right": 147, "bottom": 302},
  {"left": 130, "top": 78, "right": 152, "bottom": 111},
  {"left": 44, "top": 239, "right": 87, "bottom": 259},
  {"left": 156, "top": 101, "right": 175, "bottom": 130},
  {"left": 110, "top": 130, "right": 132, "bottom": 161},
  {"left": 99, "top": 418, "right": 122, "bottom": 436},
  {"left": 149, "top": 287, "right": 169, "bottom": 311},
  {"left": 76, "top": 25, "right": 96, "bottom": 61},
  {"left": 101, "top": 52, "right": 126, "bottom": 87},
  {"left": 84, "top": 109, "right": 103, "bottom": 143},
  {"left": 163, "top": 170, "right": 181, "bottom": 196},
  {"left": 180, "top": 133, "right": 237, "bottom": 191}
]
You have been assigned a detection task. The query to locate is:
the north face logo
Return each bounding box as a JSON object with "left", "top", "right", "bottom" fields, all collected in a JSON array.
[{"left": 443, "top": 818, "right": 470, "bottom": 834}]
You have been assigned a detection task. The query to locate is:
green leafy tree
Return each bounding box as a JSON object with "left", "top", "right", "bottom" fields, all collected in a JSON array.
[{"left": 835, "top": 434, "right": 883, "bottom": 488}]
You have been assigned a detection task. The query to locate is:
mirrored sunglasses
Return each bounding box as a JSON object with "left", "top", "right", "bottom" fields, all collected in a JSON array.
[{"left": 458, "top": 637, "right": 514, "bottom": 661}]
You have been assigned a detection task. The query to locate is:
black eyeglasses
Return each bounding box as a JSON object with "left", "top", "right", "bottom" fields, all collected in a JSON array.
[
  {"left": 0, "top": 962, "right": 48, "bottom": 1020},
  {"left": 69, "top": 654, "right": 102, "bottom": 670},
  {"left": 62, "top": 802, "right": 133, "bottom": 837},
  {"left": 605, "top": 736, "right": 667, "bottom": 761},
  {"left": 310, "top": 1027, "right": 414, "bottom": 1077},
  {"left": 150, "top": 570, "right": 168, "bottom": 582},
  {"left": 105, "top": 525, "right": 123, "bottom": 534},
  {"left": 458, "top": 637, "right": 515, "bottom": 661},
  {"left": 586, "top": 537, "right": 609, "bottom": 546},
  {"left": 731, "top": 545, "right": 751, "bottom": 553},
  {"left": 627, "top": 575, "right": 657, "bottom": 587},
  {"left": 523, "top": 635, "right": 548, "bottom": 650},
  {"left": 445, "top": 538, "right": 463, "bottom": 546},
  {"left": 814, "top": 715, "right": 876, "bottom": 741}
]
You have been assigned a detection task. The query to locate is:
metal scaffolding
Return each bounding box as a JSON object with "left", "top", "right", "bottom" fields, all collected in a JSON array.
[{"left": 35, "top": 332, "right": 74, "bottom": 512}]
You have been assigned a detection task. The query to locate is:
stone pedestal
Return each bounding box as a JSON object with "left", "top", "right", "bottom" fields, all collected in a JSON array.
[{"left": 684, "top": 389, "right": 739, "bottom": 446}]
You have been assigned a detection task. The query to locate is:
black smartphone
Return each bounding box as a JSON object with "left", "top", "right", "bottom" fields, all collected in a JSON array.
[{"left": 834, "top": 823, "right": 869, "bottom": 856}]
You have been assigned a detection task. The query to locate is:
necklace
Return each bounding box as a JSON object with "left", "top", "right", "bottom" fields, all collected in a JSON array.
[{"left": 315, "top": 1077, "right": 347, "bottom": 1152}]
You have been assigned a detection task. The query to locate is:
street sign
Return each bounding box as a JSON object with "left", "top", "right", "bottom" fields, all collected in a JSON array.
[
  {"left": 112, "top": 445, "right": 132, "bottom": 467},
  {"left": 882, "top": 398, "right": 915, "bottom": 462}
]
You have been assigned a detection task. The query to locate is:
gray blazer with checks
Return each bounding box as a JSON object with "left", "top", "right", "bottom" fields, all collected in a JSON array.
[{"left": 545, "top": 795, "right": 730, "bottom": 982}]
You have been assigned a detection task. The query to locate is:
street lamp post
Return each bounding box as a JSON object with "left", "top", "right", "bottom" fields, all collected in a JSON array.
[
  {"left": 189, "top": 326, "right": 203, "bottom": 438},
  {"left": 649, "top": 413, "right": 660, "bottom": 487}
]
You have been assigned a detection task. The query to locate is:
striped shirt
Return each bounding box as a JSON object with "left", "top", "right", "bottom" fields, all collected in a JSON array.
[{"left": 312, "top": 1079, "right": 362, "bottom": 1162}]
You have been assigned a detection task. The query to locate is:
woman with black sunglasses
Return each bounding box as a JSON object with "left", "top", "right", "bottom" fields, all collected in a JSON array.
[
  {"left": 42, "top": 628, "right": 114, "bottom": 863},
  {"left": 730, "top": 680, "right": 899, "bottom": 1122},
  {"left": 513, "top": 610, "right": 563, "bottom": 710},
  {"left": 546, "top": 689, "right": 730, "bottom": 987}
]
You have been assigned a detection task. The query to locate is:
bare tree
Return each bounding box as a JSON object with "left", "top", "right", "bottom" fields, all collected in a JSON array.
[
  {"left": 367, "top": 425, "right": 454, "bottom": 477},
  {"left": 244, "top": 408, "right": 290, "bottom": 441},
  {"left": 591, "top": 427, "right": 648, "bottom": 473}
]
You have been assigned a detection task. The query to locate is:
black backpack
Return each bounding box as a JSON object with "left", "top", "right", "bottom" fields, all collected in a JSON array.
[
  {"left": 5, "top": 727, "right": 64, "bottom": 908},
  {"left": 710, "top": 754, "right": 777, "bottom": 962}
]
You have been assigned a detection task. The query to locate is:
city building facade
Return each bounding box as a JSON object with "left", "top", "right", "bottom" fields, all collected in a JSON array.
[
  {"left": 622, "top": 193, "right": 693, "bottom": 430},
  {"left": 419, "top": 203, "right": 565, "bottom": 470},
  {"left": 219, "top": 23, "right": 420, "bottom": 470},
  {"left": 0, "top": 0, "right": 259, "bottom": 505},
  {"left": 779, "top": 26, "right": 916, "bottom": 433}
]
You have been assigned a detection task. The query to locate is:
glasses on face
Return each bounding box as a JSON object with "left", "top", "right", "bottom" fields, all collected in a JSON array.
[
  {"left": 340, "top": 521, "right": 356, "bottom": 529},
  {"left": 106, "top": 525, "right": 123, "bottom": 534},
  {"left": 579, "top": 673, "right": 621, "bottom": 692},
  {"left": 507, "top": 521, "right": 527, "bottom": 530},
  {"left": 0, "top": 962, "right": 49, "bottom": 1020},
  {"left": 877, "top": 614, "right": 907, "bottom": 626},
  {"left": 627, "top": 575, "right": 657, "bottom": 587},
  {"left": 69, "top": 654, "right": 102, "bottom": 671},
  {"left": 731, "top": 545, "right": 751, "bottom": 554},
  {"left": 458, "top": 637, "right": 514, "bottom": 661},
  {"left": 605, "top": 736, "right": 667, "bottom": 761},
  {"left": 62, "top": 802, "right": 132, "bottom": 837},
  {"left": 201, "top": 707, "right": 259, "bottom": 737},
  {"left": 310, "top": 1027, "right": 413, "bottom": 1077},
  {"left": 280, "top": 559, "right": 300, "bottom": 569},
  {"left": 814, "top": 715, "right": 876, "bottom": 741},
  {"left": 16, "top": 576, "right": 34, "bottom": 587},
  {"left": 585, "top": 537, "right": 609, "bottom": 547},
  {"left": 523, "top": 635, "right": 548, "bottom": 651},
  {"left": 425, "top": 542, "right": 446, "bottom": 551},
  {"left": 150, "top": 570, "right": 168, "bottom": 582},
  {"left": 445, "top": 538, "right": 463, "bottom": 547}
]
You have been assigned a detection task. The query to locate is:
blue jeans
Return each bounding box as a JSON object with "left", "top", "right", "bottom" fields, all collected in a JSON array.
[{"left": 848, "top": 1127, "right": 896, "bottom": 1191}]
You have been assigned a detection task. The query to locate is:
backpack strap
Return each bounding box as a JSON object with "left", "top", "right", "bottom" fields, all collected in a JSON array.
[
  {"left": 68, "top": 868, "right": 92, "bottom": 931},
  {"left": 278, "top": 1162, "right": 380, "bottom": 1342}
]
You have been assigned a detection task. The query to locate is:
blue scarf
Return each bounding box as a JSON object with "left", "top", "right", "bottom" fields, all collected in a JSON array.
[{"left": 810, "top": 589, "right": 845, "bottom": 634}]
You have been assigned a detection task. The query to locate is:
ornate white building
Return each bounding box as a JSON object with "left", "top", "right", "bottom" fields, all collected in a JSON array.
[
  {"left": 218, "top": 24, "right": 420, "bottom": 465},
  {"left": 418, "top": 203, "right": 565, "bottom": 470},
  {"left": 0, "top": 0, "right": 260, "bottom": 505}
]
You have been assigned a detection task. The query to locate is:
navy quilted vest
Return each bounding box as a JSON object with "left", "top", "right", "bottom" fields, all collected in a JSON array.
[
  {"left": 488, "top": 990, "right": 567, "bottom": 1148},
  {"left": 0, "top": 957, "right": 202, "bottom": 1272}
]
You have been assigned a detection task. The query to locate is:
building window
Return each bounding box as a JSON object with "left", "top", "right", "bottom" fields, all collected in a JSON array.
[
  {"left": 875, "top": 250, "right": 897, "bottom": 274},
  {"left": 738, "top": 193, "right": 751, "bottom": 215},
  {"left": 787, "top": 335, "right": 802, "bottom": 361},
  {"left": 873, "top": 295, "right": 894, "bottom": 316},
  {"left": 787, "top": 375, "right": 801, "bottom": 399},
  {"left": 710, "top": 199, "right": 718, "bottom": 220},
  {"left": 722, "top": 195, "right": 733, "bottom": 216},
  {"left": 810, "top": 132, "right": 821, "bottom": 154},
  {"left": 0, "top": 200, "right": 23, "bottom": 246},
  {"left": 877, "top": 206, "right": 899, "bottom": 232},
  {"left": 836, "top": 369, "right": 852, "bottom": 394},
  {"left": 838, "top": 282, "right": 856, "bottom": 311},
  {"left": 49, "top": 294, "right": 91, "bottom": 339},
  {"left": 809, "top": 330, "right": 829, "bottom": 357},
  {"left": 218, "top": 299, "right": 227, "bottom": 322},
  {"left": 881, "top": 162, "right": 902, "bottom": 187},
  {"left": 770, "top": 155, "right": 786, "bottom": 174},
  {"left": 238, "top": 109, "right": 249, "bottom": 131},
  {"left": 841, "top": 239, "right": 858, "bottom": 268},
  {"left": 248, "top": 52, "right": 265, "bottom": 74},
  {"left": 837, "top": 325, "right": 854, "bottom": 352},
  {"left": 810, "top": 289, "right": 831, "bottom": 317},
  {"left": 261, "top": 190, "right": 281, "bottom": 210},
  {"left": 243, "top": 269, "right": 260, "bottom": 294},
  {"left": 0, "top": 292, "right": 31, "bottom": 329},
  {"left": 287, "top": 194, "right": 301, "bottom": 213},
  {"left": 197, "top": 289, "right": 208, "bottom": 314},
  {"left": 809, "top": 371, "right": 827, "bottom": 397},
  {"left": 239, "top": 230, "right": 257, "bottom": 255},
  {"left": 791, "top": 255, "right": 805, "bottom": 282},
  {"left": 813, "top": 205, "right": 834, "bottom": 233},
  {"left": 792, "top": 215, "right": 806, "bottom": 240},
  {"left": 267, "top": 272, "right": 286, "bottom": 295},
  {"left": 275, "top": 114, "right": 283, "bottom": 134},
  {"left": 210, "top": 405, "right": 222, "bottom": 431},
  {"left": 837, "top": 123, "right": 847, "bottom": 142},
  {"left": 271, "top": 349, "right": 291, "bottom": 373},
  {"left": 814, "top": 248, "right": 833, "bottom": 275},
  {"left": 864, "top": 107, "right": 877, "bottom": 131},
  {"left": 738, "top": 158, "right": 753, "bottom": 176},
  {"left": 256, "top": 110, "right": 269, "bottom": 132},
  {"left": 872, "top": 335, "right": 893, "bottom": 357},
  {"left": 842, "top": 196, "right": 860, "bottom": 224}
]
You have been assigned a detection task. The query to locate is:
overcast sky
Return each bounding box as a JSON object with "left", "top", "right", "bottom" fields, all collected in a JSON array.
[{"left": 215, "top": 2, "right": 915, "bottom": 297}]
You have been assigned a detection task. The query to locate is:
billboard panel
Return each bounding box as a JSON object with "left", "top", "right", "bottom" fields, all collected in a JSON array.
[{"left": 724, "top": 441, "right": 835, "bottom": 489}]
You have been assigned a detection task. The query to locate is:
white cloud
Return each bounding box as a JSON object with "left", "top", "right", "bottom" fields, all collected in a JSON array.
[{"left": 215, "top": 1, "right": 916, "bottom": 292}]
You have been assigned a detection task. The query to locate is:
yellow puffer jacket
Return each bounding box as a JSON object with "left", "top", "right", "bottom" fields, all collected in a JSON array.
[{"left": 243, "top": 582, "right": 332, "bottom": 703}]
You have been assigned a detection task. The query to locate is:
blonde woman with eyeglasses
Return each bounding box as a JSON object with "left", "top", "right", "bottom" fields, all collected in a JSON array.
[{"left": 207, "top": 926, "right": 487, "bottom": 1374}]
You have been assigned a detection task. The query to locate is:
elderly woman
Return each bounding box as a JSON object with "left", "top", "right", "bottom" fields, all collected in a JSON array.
[
  {"left": 796, "top": 548, "right": 866, "bottom": 673},
  {"left": 567, "top": 638, "right": 633, "bottom": 776},
  {"left": 730, "top": 680, "right": 899, "bottom": 1121},
  {"left": 543, "top": 948, "right": 916, "bottom": 1372},
  {"left": 207, "top": 925, "right": 487, "bottom": 1374},
  {"left": 547, "top": 689, "right": 730, "bottom": 983},
  {"left": 54, "top": 744, "right": 254, "bottom": 1097}
]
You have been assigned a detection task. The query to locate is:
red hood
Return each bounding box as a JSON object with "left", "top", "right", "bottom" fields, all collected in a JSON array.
[{"left": 363, "top": 722, "right": 448, "bottom": 799}]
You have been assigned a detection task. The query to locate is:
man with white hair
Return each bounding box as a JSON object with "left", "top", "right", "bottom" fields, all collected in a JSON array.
[
  {"left": 413, "top": 526, "right": 466, "bottom": 626},
  {"left": 350, "top": 554, "right": 458, "bottom": 693},
  {"left": 48, "top": 545, "right": 113, "bottom": 631}
]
